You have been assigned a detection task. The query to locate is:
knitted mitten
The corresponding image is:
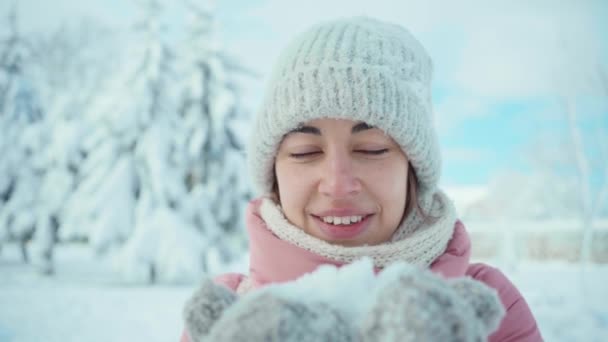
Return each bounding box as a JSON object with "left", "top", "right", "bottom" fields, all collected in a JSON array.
[
  {"left": 361, "top": 267, "right": 505, "bottom": 342},
  {"left": 450, "top": 277, "right": 505, "bottom": 337},
  {"left": 183, "top": 279, "right": 237, "bottom": 342},
  {"left": 206, "top": 292, "right": 355, "bottom": 342},
  {"left": 183, "top": 261, "right": 505, "bottom": 342}
]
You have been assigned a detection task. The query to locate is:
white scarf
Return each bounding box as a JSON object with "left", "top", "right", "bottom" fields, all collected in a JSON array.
[{"left": 259, "top": 190, "right": 458, "bottom": 268}]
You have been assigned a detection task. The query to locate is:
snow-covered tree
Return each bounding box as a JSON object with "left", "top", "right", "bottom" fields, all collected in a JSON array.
[
  {"left": 59, "top": 0, "right": 180, "bottom": 279},
  {"left": 0, "top": 5, "right": 115, "bottom": 274},
  {"left": 172, "top": 0, "right": 251, "bottom": 270},
  {"left": 60, "top": 0, "right": 252, "bottom": 283},
  {"left": 465, "top": 31, "right": 608, "bottom": 266},
  {"left": 527, "top": 37, "right": 608, "bottom": 264},
  {"left": 0, "top": 5, "right": 45, "bottom": 264},
  {"left": 25, "top": 22, "right": 115, "bottom": 274},
  {"left": 115, "top": 0, "right": 252, "bottom": 283},
  {"left": 552, "top": 33, "right": 608, "bottom": 264},
  {"left": 560, "top": 91, "right": 608, "bottom": 264}
]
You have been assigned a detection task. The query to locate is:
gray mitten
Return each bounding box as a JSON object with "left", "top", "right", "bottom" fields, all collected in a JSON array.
[
  {"left": 183, "top": 261, "right": 505, "bottom": 342},
  {"left": 182, "top": 278, "right": 237, "bottom": 342},
  {"left": 450, "top": 277, "right": 505, "bottom": 337},
  {"left": 361, "top": 267, "right": 505, "bottom": 342},
  {"left": 207, "top": 292, "right": 356, "bottom": 342}
]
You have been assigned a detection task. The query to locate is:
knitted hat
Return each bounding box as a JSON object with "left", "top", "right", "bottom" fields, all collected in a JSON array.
[{"left": 248, "top": 16, "right": 441, "bottom": 196}]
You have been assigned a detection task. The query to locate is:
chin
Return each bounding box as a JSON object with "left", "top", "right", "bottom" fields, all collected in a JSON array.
[
  {"left": 317, "top": 233, "right": 369, "bottom": 247},
  {"left": 335, "top": 239, "right": 366, "bottom": 247}
]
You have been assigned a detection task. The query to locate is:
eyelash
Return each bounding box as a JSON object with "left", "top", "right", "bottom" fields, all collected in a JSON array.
[
  {"left": 289, "top": 149, "right": 389, "bottom": 158},
  {"left": 360, "top": 149, "right": 389, "bottom": 155}
]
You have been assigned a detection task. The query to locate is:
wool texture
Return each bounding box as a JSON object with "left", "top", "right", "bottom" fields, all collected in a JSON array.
[
  {"left": 183, "top": 279, "right": 237, "bottom": 342},
  {"left": 207, "top": 293, "right": 355, "bottom": 342},
  {"left": 361, "top": 266, "right": 505, "bottom": 341},
  {"left": 259, "top": 189, "right": 457, "bottom": 268},
  {"left": 248, "top": 16, "right": 441, "bottom": 197},
  {"left": 182, "top": 261, "right": 505, "bottom": 342}
]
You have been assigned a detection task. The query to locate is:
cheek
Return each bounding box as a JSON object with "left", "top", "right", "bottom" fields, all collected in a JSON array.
[
  {"left": 275, "top": 162, "right": 314, "bottom": 225},
  {"left": 365, "top": 159, "right": 407, "bottom": 193},
  {"left": 363, "top": 159, "right": 408, "bottom": 221},
  {"left": 276, "top": 163, "right": 308, "bottom": 198}
]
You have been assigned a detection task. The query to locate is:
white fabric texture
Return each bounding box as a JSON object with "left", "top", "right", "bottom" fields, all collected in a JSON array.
[
  {"left": 259, "top": 190, "right": 457, "bottom": 268},
  {"left": 248, "top": 16, "right": 441, "bottom": 196}
]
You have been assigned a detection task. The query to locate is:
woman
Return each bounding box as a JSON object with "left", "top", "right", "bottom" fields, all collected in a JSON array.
[{"left": 181, "top": 16, "right": 542, "bottom": 341}]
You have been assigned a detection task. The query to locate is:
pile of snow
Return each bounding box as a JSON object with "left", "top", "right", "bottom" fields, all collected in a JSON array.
[
  {"left": 185, "top": 259, "right": 503, "bottom": 341},
  {"left": 255, "top": 259, "right": 382, "bottom": 321}
]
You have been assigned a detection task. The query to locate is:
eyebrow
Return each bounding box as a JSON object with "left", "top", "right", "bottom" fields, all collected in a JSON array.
[
  {"left": 289, "top": 125, "right": 321, "bottom": 135},
  {"left": 351, "top": 122, "right": 374, "bottom": 133},
  {"left": 288, "top": 122, "right": 375, "bottom": 136}
]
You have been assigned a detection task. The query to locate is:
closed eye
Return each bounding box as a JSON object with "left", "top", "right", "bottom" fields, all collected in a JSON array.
[
  {"left": 356, "top": 149, "right": 389, "bottom": 155},
  {"left": 290, "top": 151, "right": 321, "bottom": 158},
  {"left": 290, "top": 149, "right": 389, "bottom": 158}
]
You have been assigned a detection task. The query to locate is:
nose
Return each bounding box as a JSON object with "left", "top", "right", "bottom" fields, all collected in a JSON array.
[{"left": 318, "top": 151, "right": 361, "bottom": 198}]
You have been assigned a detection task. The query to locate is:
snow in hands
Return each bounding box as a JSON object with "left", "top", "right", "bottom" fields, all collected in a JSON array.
[{"left": 183, "top": 259, "right": 505, "bottom": 342}]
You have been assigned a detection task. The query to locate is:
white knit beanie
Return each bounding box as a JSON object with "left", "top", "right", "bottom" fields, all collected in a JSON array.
[{"left": 248, "top": 16, "right": 441, "bottom": 196}]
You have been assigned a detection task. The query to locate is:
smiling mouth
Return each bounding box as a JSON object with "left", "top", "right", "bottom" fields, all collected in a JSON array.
[
  {"left": 320, "top": 215, "right": 364, "bottom": 225},
  {"left": 312, "top": 214, "right": 373, "bottom": 224},
  {"left": 310, "top": 214, "right": 373, "bottom": 240}
]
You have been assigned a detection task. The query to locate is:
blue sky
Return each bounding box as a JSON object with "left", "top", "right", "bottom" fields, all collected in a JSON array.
[{"left": 3, "top": 0, "right": 607, "bottom": 186}]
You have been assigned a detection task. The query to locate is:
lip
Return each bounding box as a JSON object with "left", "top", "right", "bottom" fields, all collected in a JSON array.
[
  {"left": 314, "top": 208, "right": 371, "bottom": 217},
  {"left": 311, "top": 214, "right": 373, "bottom": 240}
]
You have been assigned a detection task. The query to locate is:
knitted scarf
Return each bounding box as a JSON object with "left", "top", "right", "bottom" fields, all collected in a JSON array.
[{"left": 258, "top": 190, "right": 458, "bottom": 268}]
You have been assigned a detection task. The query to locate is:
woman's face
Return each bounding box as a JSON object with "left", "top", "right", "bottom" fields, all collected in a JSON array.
[{"left": 274, "top": 118, "right": 409, "bottom": 246}]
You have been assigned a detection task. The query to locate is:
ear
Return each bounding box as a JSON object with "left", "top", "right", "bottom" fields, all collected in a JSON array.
[
  {"left": 449, "top": 278, "right": 505, "bottom": 336},
  {"left": 183, "top": 278, "right": 237, "bottom": 342}
]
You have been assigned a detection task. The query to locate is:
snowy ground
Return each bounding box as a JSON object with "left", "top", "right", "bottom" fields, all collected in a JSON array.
[
  {"left": 1, "top": 243, "right": 607, "bottom": 342},
  {"left": 498, "top": 262, "right": 608, "bottom": 341}
]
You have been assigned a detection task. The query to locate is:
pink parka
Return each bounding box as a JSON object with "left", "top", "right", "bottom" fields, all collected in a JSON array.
[{"left": 181, "top": 200, "right": 543, "bottom": 341}]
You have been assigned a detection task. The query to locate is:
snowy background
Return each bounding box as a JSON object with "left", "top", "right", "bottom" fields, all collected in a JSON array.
[{"left": 1, "top": 0, "right": 607, "bottom": 341}]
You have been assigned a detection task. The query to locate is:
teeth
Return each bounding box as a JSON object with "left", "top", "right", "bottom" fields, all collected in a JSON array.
[{"left": 321, "top": 215, "right": 363, "bottom": 225}]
